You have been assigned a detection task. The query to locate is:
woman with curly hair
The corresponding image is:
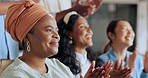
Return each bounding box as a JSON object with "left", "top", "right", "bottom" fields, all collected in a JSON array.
[{"left": 52, "top": 11, "right": 112, "bottom": 78}]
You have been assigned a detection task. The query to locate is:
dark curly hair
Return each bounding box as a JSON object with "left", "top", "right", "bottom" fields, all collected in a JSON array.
[{"left": 52, "top": 13, "right": 95, "bottom": 75}]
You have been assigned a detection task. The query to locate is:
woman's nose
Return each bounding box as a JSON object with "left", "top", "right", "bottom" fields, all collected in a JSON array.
[
  {"left": 52, "top": 29, "right": 60, "bottom": 40},
  {"left": 87, "top": 27, "right": 93, "bottom": 35}
]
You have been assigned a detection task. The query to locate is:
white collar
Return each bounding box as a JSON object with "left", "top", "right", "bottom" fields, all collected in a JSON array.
[{"left": 75, "top": 51, "right": 88, "bottom": 65}]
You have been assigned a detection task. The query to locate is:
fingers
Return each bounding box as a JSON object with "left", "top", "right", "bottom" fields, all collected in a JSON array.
[
  {"left": 87, "top": 67, "right": 105, "bottom": 78},
  {"left": 145, "top": 50, "right": 148, "bottom": 58},
  {"left": 97, "top": 60, "right": 112, "bottom": 78},
  {"left": 95, "top": 67, "right": 105, "bottom": 78},
  {"left": 118, "top": 60, "right": 123, "bottom": 70},
  {"left": 102, "top": 60, "right": 110, "bottom": 68},
  {"left": 144, "top": 50, "right": 148, "bottom": 72},
  {"left": 80, "top": 74, "right": 83, "bottom": 78},
  {"left": 133, "top": 47, "right": 137, "bottom": 56},
  {"left": 122, "top": 68, "right": 132, "bottom": 78},
  {"left": 96, "top": 69, "right": 105, "bottom": 78},
  {"left": 75, "top": 0, "right": 98, "bottom": 16},
  {"left": 95, "top": 0, "right": 103, "bottom": 8},
  {"left": 87, "top": 61, "right": 95, "bottom": 73},
  {"left": 84, "top": 61, "right": 96, "bottom": 78},
  {"left": 114, "top": 59, "right": 122, "bottom": 70},
  {"left": 76, "top": 0, "right": 81, "bottom": 5},
  {"left": 103, "top": 60, "right": 112, "bottom": 68},
  {"left": 103, "top": 61, "right": 113, "bottom": 77},
  {"left": 128, "top": 47, "right": 137, "bottom": 69},
  {"left": 113, "top": 60, "right": 118, "bottom": 70},
  {"left": 104, "top": 66, "right": 112, "bottom": 78}
]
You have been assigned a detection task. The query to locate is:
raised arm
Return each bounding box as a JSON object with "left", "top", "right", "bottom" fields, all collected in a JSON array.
[{"left": 0, "top": 2, "right": 22, "bottom": 14}]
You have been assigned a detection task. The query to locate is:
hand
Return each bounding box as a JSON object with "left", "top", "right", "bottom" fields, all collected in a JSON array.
[
  {"left": 110, "top": 59, "right": 132, "bottom": 78},
  {"left": 84, "top": 61, "right": 105, "bottom": 78},
  {"left": 102, "top": 60, "right": 113, "bottom": 78},
  {"left": 72, "top": 0, "right": 102, "bottom": 16},
  {"left": 85, "top": 0, "right": 103, "bottom": 11},
  {"left": 144, "top": 50, "right": 148, "bottom": 72},
  {"left": 128, "top": 47, "right": 137, "bottom": 69},
  {"left": 33, "top": 0, "right": 40, "bottom": 3},
  {"left": 111, "top": 67, "right": 131, "bottom": 78}
]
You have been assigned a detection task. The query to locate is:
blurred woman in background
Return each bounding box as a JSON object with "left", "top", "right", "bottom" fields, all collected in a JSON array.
[{"left": 96, "top": 19, "right": 148, "bottom": 78}]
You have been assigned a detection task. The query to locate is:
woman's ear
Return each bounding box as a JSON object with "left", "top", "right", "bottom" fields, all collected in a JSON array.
[
  {"left": 108, "top": 32, "right": 115, "bottom": 40},
  {"left": 25, "top": 33, "right": 32, "bottom": 42},
  {"left": 67, "top": 32, "right": 73, "bottom": 39}
]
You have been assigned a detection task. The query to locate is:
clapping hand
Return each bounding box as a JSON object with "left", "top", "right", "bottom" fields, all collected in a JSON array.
[
  {"left": 110, "top": 59, "right": 132, "bottom": 78},
  {"left": 83, "top": 61, "right": 112, "bottom": 78},
  {"left": 85, "top": 0, "right": 103, "bottom": 12},
  {"left": 128, "top": 47, "right": 137, "bottom": 71},
  {"left": 144, "top": 50, "right": 148, "bottom": 72},
  {"left": 73, "top": 0, "right": 102, "bottom": 16}
]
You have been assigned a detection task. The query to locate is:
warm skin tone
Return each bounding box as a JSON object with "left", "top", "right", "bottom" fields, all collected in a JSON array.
[
  {"left": 20, "top": 14, "right": 60, "bottom": 73},
  {"left": 19, "top": 14, "right": 111, "bottom": 78},
  {"left": 108, "top": 20, "right": 135, "bottom": 77},
  {"left": 0, "top": 1, "right": 21, "bottom": 14},
  {"left": 111, "top": 59, "right": 132, "bottom": 78},
  {"left": 108, "top": 20, "right": 135, "bottom": 61},
  {"left": 55, "top": 0, "right": 103, "bottom": 21},
  {"left": 69, "top": 16, "right": 112, "bottom": 78},
  {"left": 0, "top": 0, "right": 102, "bottom": 21},
  {"left": 70, "top": 16, "right": 93, "bottom": 55},
  {"left": 144, "top": 50, "right": 148, "bottom": 72}
]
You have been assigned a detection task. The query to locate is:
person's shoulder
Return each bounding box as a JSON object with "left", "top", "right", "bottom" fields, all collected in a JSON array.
[
  {"left": 1, "top": 59, "right": 26, "bottom": 78},
  {"left": 96, "top": 52, "right": 110, "bottom": 66},
  {"left": 46, "top": 58, "right": 74, "bottom": 77},
  {"left": 46, "top": 58, "right": 68, "bottom": 68},
  {"left": 99, "top": 52, "right": 110, "bottom": 60},
  {"left": 1, "top": 69, "right": 25, "bottom": 78},
  {"left": 46, "top": 58, "right": 61, "bottom": 64}
]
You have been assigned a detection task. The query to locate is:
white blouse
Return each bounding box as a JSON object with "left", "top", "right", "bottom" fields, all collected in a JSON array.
[
  {"left": 75, "top": 51, "right": 91, "bottom": 78},
  {"left": 1, "top": 58, "right": 75, "bottom": 78}
]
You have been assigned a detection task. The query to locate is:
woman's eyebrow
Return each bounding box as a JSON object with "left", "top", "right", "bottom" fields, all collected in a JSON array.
[{"left": 45, "top": 25, "right": 55, "bottom": 29}]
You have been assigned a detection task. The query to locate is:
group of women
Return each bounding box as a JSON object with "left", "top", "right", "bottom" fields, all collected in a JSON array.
[{"left": 1, "top": 0, "right": 148, "bottom": 78}]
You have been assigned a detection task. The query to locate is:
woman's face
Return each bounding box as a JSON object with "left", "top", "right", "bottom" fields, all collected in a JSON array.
[
  {"left": 70, "top": 16, "right": 93, "bottom": 48},
  {"left": 28, "top": 14, "right": 60, "bottom": 57},
  {"left": 112, "top": 20, "right": 135, "bottom": 47}
]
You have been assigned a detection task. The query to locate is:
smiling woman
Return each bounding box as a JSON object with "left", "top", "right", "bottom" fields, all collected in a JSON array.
[
  {"left": 1, "top": 0, "right": 112, "bottom": 78},
  {"left": 96, "top": 19, "right": 148, "bottom": 78},
  {"left": 0, "top": 0, "right": 73, "bottom": 77},
  {"left": 52, "top": 11, "right": 113, "bottom": 78}
]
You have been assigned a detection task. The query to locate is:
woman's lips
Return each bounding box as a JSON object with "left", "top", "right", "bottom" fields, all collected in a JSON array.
[{"left": 50, "top": 40, "right": 59, "bottom": 46}]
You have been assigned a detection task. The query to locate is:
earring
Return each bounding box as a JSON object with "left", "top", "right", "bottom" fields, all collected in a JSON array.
[
  {"left": 69, "top": 39, "right": 73, "bottom": 44},
  {"left": 27, "top": 41, "right": 31, "bottom": 52}
]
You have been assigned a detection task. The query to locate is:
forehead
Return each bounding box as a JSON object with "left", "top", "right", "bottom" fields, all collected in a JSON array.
[
  {"left": 116, "top": 20, "right": 132, "bottom": 28},
  {"left": 75, "top": 16, "right": 87, "bottom": 25},
  {"left": 34, "top": 14, "right": 57, "bottom": 29},
  {"left": 75, "top": 16, "right": 87, "bottom": 26}
]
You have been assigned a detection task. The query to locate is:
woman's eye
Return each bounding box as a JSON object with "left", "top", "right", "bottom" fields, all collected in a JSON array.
[
  {"left": 121, "top": 27, "right": 126, "bottom": 30},
  {"left": 80, "top": 26, "right": 85, "bottom": 28},
  {"left": 46, "top": 29, "right": 52, "bottom": 32},
  {"left": 79, "top": 25, "right": 87, "bottom": 28}
]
